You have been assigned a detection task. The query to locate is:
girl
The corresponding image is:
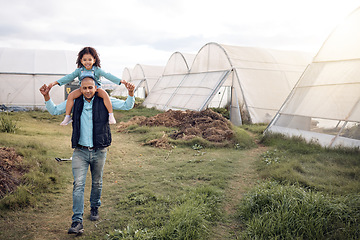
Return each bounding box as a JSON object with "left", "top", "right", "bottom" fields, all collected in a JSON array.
[{"left": 48, "top": 47, "right": 126, "bottom": 125}]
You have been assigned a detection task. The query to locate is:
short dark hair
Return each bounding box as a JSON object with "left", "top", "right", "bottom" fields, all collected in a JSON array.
[{"left": 76, "top": 47, "right": 101, "bottom": 68}]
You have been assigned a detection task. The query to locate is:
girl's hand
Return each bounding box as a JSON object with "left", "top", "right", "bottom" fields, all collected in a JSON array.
[
  {"left": 120, "top": 80, "right": 128, "bottom": 85},
  {"left": 48, "top": 81, "right": 58, "bottom": 90}
]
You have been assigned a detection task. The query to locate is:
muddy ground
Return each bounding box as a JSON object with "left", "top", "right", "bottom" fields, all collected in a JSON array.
[
  {"left": 117, "top": 109, "right": 234, "bottom": 148},
  {"left": 0, "top": 147, "right": 26, "bottom": 198}
]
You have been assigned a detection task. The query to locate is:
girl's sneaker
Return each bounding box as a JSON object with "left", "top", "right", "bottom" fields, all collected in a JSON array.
[
  {"left": 60, "top": 115, "right": 73, "bottom": 126},
  {"left": 109, "top": 113, "right": 116, "bottom": 124}
]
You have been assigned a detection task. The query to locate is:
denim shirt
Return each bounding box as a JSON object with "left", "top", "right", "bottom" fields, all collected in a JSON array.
[
  {"left": 45, "top": 95, "right": 135, "bottom": 147},
  {"left": 78, "top": 97, "right": 94, "bottom": 147}
]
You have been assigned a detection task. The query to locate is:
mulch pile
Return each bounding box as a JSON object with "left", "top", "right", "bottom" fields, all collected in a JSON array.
[
  {"left": 0, "top": 147, "right": 27, "bottom": 198},
  {"left": 117, "top": 109, "right": 234, "bottom": 148}
]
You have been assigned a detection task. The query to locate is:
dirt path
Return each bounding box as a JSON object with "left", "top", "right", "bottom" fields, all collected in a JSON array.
[
  {"left": 210, "top": 145, "right": 267, "bottom": 239},
  {"left": 0, "top": 125, "right": 267, "bottom": 240}
]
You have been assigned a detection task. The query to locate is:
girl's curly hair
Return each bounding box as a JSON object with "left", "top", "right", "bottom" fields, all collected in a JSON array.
[{"left": 76, "top": 47, "right": 101, "bottom": 68}]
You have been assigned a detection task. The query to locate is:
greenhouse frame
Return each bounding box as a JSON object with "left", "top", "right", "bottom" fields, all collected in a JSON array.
[{"left": 266, "top": 7, "right": 360, "bottom": 148}]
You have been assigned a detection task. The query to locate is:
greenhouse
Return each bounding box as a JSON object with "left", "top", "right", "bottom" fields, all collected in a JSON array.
[
  {"left": 112, "top": 64, "right": 164, "bottom": 99},
  {"left": 143, "top": 42, "right": 312, "bottom": 125},
  {"left": 266, "top": 7, "right": 360, "bottom": 148},
  {"left": 142, "top": 52, "right": 195, "bottom": 108},
  {"left": 110, "top": 67, "right": 132, "bottom": 97},
  {"left": 0, "top": 48, "right": 76, "bottom": 109}
]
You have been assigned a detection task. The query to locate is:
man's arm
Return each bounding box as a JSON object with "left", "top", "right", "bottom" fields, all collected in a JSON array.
[
  {"left": 45, "top": 99, "right": 67, "bottom": 115},
  {"left": 39, "top": 84, "right": 67, "bottom": 115},
  {"left": 110, "top": 96, "right": 135, "bottom": 110},
  {"left": 110, "top": 82, "right": 136, "bottom": 110}
]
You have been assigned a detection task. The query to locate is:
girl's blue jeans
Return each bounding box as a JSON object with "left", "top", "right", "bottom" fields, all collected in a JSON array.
[{"left": 71, "top": 147, "right": 107, "bottom": 223}]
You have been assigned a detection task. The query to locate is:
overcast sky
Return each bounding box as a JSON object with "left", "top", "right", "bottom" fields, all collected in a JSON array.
[{"left": 1, "top": 0, "right": 359, "bottom": 76}]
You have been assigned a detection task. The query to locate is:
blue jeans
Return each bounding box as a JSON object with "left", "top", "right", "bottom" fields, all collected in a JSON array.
[{"left": 71, "top": 147, "right": 107, "bottom": 223}]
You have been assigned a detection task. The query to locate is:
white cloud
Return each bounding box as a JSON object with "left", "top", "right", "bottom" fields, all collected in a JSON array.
[{"left": 0, "top": 0, "right": 359, "bottom": 76}]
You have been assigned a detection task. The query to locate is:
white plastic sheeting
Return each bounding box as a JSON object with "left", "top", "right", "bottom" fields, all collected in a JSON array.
[
  {"left": 142, "top": 52, "right": 196, "bottom": 108},
  {"left": 163, "top": 52, "right": 195, "bottom": 75},
  {"left": 266, "top": 7, "right": 360, "bottom": 148},
  {"left": 0, "top": 48, "right": 77, "bottom": 108},
  {"left": 110, "top": 67, "right": 132, "bottom": 97},
  {"left": 143, "top": 42, "right": 312, "bottom": 125},
  {"left": 111, "top": 64, "right": 164, "bottom": 99}
]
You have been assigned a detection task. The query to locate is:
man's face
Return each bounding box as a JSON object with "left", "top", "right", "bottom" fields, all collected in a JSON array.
[{"left": 80, "top": 78, "right": 97, "bottom": 100}]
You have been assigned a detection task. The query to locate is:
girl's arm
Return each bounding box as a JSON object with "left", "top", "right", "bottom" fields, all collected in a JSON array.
[
  {"left": 97, "top": 68, "right": 122, "bottom": 85},
  {"left": 56, "top": 69, "right": 81, "bottom": 86},
  {"left": 48, "top": 81, "right": 59, "bottom": 90}
]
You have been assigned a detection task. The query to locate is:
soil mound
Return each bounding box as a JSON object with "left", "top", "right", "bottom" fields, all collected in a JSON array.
[
  {"left": 118, "top": 109, "right": 234, "bottom": 145},
  {"left": 0, "top": 147, "right": 26, "bottom": 198}
]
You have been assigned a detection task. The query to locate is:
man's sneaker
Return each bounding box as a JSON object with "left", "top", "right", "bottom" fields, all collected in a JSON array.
[
  {"left": 90, "top": 207, "right": 99, "bottom": 221},
  {"left": 68, "top": 221, "right": 84, "bottom": 235}
]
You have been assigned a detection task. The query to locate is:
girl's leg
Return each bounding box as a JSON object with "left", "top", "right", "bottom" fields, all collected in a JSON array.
[
  {"left": 97, "top": 88, "right": 116, "bottom": 124},
  {"left": 61, "top": 88, "right": 82, "bottom": 126}
]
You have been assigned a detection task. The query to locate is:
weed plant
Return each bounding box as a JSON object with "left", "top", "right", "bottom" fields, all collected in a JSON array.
[
  {"left": 209, "top": 107, "right": 230, "bottom": 119},
  {"left": 0, "top": 112, "right": 17, "bottom": 133},
  {"left": 258, "top": 133, "right": 360, "bottom": 195},
  {"left": 236, "top": 181, "right": 360, "bottom": 239},
  {"left": 240, "top": 124, "right": 267, "bottom": 135}
]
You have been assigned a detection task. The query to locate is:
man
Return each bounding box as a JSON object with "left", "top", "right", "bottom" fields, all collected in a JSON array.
[{"left": 39, "top": 76, "right": 135, "bottom": 235}]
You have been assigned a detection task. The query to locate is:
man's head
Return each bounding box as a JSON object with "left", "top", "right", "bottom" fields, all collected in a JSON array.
[{"left": 80, "top": 77, "right": 97, "bottom": 101}]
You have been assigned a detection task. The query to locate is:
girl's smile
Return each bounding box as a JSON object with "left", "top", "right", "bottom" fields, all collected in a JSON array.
[{"left": 81, "top": 54, "right": 96, "bottom": 70}]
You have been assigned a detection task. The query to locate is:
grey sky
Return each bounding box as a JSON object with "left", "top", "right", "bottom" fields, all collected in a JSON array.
[{"left": 0, "top": 0, "right": 359, "bottom": 76}]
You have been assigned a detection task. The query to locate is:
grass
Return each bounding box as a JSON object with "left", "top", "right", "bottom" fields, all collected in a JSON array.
[
  {"left": 0, "top": 109, "right": 359, "bottom": 239},
  {"left": 257, "top": 133, "right": 360, "bottom": 195},
  {"left": 0, "top": 111, "right": 69, "bottom": 210},
  {"left": 234, "top": 133, "right": 360, "bottom": 240},
  {"left": 0, "top": 109, "right": 255, "bottom": 239},
  {"left": 236, "top": 181, "right": 360, "bottom": 239}
]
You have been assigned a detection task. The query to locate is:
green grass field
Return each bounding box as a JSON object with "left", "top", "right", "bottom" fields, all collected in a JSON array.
[{"left": 0, "top": 109, "right": 359, "bottom": 239}]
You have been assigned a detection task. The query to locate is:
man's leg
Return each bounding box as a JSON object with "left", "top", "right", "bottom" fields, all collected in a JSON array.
[
  {"left": 89, "top": 148, "right": 107, "bottom": 220},
  {"left": 71, "top": 148, "right": 90, "bottom": 223}
]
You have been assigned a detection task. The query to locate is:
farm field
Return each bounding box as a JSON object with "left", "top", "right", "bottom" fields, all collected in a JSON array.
[{"left": 0, "top": 108, "right": 359, "bottom": 239}]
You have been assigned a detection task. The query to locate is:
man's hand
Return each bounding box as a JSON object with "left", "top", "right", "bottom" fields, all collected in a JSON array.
[
  {"left": 125, "top": 83, "right": 135, "bottom": 97},
  {"left": 39, "top": 84, "right": 50, "bottom": 101}
]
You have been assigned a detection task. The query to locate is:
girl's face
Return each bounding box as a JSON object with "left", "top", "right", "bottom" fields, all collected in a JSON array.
[{"left": 81, "top": 53, "right": 96, "bottom": 70}]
